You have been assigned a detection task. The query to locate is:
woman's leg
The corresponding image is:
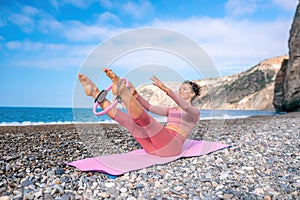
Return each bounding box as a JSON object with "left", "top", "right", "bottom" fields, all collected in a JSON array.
[
  {"left": 132, "top": 110, "right": 185, "bottom": 156},
  {"left": 78, "top": 73, "right": 158, "bottom": 153},
  {"left": 104, "top": 68, "right": 145, "bottom": 120},
  {"left": 79, "top": 72, "right": 184, "bottom": 156},
  {"left": 78, "top": 74, "right": 117, "bottom": 118},
  {"left": 112, "top": 109, "right": 160, "bottom": 153}
]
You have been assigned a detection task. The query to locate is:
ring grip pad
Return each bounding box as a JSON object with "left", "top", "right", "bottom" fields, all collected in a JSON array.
[
  {"left": 93, "top": 78, "right": 128, "bottom": 116},
  {"left": 94, "top": 90, "right": 108, "bottom": 103}
]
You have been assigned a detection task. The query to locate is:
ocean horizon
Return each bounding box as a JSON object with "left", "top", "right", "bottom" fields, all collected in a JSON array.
[{"left": 0, "top": 106, "right": 282, "bottom": 126}]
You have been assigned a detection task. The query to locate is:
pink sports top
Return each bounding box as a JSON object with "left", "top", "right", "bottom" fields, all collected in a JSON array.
[{"left": 136, "top": 89, "right": 200, "bottom": 136}]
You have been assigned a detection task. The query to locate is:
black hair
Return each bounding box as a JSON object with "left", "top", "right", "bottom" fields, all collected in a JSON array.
[{"left": 184, "top": 80, "right": 201, "bottom": 96}]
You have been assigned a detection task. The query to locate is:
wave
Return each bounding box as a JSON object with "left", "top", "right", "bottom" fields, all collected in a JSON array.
[
  {"left": 0, "top": 120, "right": 118, "bottom": 126},
  {"left": 0, "top": 109, "right": 279, "bottom": 126},
  {"left": 200, "top": 114, "right": 250, "bottom": 120},
  {"left": 0, "top": 115, "right": 251, "bottom": 126}
]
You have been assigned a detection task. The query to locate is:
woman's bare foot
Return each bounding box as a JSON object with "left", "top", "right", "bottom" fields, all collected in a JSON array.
[
  {"left": 78, "top": 74, "right": 100, "bottom": 99},
  {"left": 103, "top": 68, "right": 126, "bottom": 96}
]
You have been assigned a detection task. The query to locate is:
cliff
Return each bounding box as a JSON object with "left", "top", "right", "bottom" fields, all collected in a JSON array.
[
  {"left": 273, "top": 2, "right": 300, "bottom": 112},
  {"left": 136, "top": 55, "right": 288, "bottom": 110}
]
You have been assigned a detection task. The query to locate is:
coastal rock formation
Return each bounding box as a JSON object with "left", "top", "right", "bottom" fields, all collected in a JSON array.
[
  {"left": 273, "top": 2, "right": 300, "bottom": 112},
  {"left": 273, "top": 59, "right": 289, "bottom": 111},
  {"left": 136, "top": 55, "right": 287, "bottom": 110}
]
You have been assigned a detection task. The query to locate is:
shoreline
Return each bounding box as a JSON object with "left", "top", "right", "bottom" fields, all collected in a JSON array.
[
  {"left": 0, "top": 112, "right": 299, "bottom": 199},
  {"left": 0, "top": 108, "right": 281, "bottom": 128},
  {"left": 0, "top": 110, "right": 292, "bottom": 130}
]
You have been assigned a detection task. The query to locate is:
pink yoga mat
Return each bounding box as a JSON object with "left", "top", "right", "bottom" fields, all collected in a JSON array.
[{"left": 65, "top": 139, "right": 229, "bottom": 175}]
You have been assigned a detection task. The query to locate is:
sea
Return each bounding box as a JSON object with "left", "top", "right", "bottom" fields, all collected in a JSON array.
[{"left": 0, "top": 107, "right": 284, "bottom": 126}]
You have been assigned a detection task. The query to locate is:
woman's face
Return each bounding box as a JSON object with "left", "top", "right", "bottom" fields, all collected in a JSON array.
[{"left": 178, "top": 83, "right": 195, "bottom": 102}]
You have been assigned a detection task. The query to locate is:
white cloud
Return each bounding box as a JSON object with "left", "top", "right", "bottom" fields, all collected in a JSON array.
[
  {"left": 6, "top": 41, "right": 22, "bottom": 50},
  {"left": 97, "top": 12, "right": 121, "bottom": 25},
  {"left": 38, "top": 18, "right": 63, "bottom": 33},
  {"left": 225, "top": 0, "right": 259, "bottom": 18},
  {"left": 273, "top": 0, "right": 298, "bottom": 10},
  {"left": 6, "top": 41, "right": 43, "bottom": 51},
  {"left": 9, "top": 13, "right": 34, "bottom": 32},
  {"left": 3, "top": 0, "right": 295, "bottom": 77},
  {"left": 63, "top": 20, "right": 124, "bottom": 42},
  {"left": 22, "top": 5, "right": 39, "bottom": 16},
  {"left": 151, "top": 17, "right": 291, "bottom": 74},
  {"left": 99, "top": 0, "right": 154, "bottom": 20},
  {"left": 122, "top": 0, "right": 154, "bottom": 19},
  {"left": 7, "top": 14, "right": 291, "bottom": 76},
  {"left": 62, "top": 0, "right": 95, "bottom": 9},
  {"left": 50, "top": 0, "right": 60, "bottom": 11},
  {"left": 99, "top": 0, "right": 113, "bottom": 9},
  {"left": 4, "top": 41, "right": 94, "bottom": 69},
  {"left": 7, "top": 4, "right": 61, "bottom": 34},
  {"left": 50, "top": 0, "right": 99, "bottom": 10}
]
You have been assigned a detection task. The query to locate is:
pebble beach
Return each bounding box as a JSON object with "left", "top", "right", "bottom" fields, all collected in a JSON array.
[{"left": 0, "top": 112, "right": 299, "bottom": 200}]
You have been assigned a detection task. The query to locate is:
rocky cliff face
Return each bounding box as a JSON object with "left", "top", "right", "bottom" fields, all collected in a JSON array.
[
  {"left": 273, "top": 2, "right": 300, "bottom": 112},
  {"left": 136, "top": 55, "right": 287, "bottom": 110}
]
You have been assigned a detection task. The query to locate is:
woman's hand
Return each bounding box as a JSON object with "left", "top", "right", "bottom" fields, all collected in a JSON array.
[{"left": 151, "top": 76, "right": 169, "bottom": 93}]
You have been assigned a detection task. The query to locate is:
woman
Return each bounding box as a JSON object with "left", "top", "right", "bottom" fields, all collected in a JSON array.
[{"left": 78, "top": 68, "right": 200, "bottom": 157}]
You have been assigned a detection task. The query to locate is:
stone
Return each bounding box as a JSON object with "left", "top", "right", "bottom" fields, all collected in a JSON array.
[
  {"left": 254, "top": 188, "right": 264, "bottom": 195},
  {"left": 212, "top": 181, "right": 218, "bottom": 187},
  {"left": 223, "top": 193, "right": 234, "bottom": 199},
  {"left": 215, "top": 185, "right": 224, "bottom": 191},
  {"left": 242, "top": 166, "right": 254, "bottom": 171},
  {"left": 98, "top": 192, "right": 110, "bottom": 198},
  {"left": 235, "top": 169, "right": 245, "bottom": 174},
  {"left": 46, "top": 170, "right": 55, "bottom": 176},
  {"left": 60, "top": 194, "right": 70, "bottom": 200},
  {"left": 174, "top": 185, "right": 184, "bottom": 192},
  {"left": 23, "top": 191, "right": 34, "bottom": 200},
  {"left": 91, "top": 182, "right": 98, "bottom": 190},
  {"left": 264, "top": 195, "right": 272, "bottom": 200},
  {"left": 55, "top": 168, "right": 65, "bottom": 175},
  {"left": 220, "top": 171, "right": 229, "bottom": 180},
  {"left": 107, "top": 187, "right": 119, "bottom": 197},
  {"left": 120, "top": 187, "right": 128, "bottom": 193},
  {"left": 105, "top": 182, "right": 115, "bottom": 188},
  {"left": 135, "top": 183, "right": 145, "bottom": 189},
  {"left": 51, "top": 185, "right": 64, "bottom": 195},
  {"left": 127, "top": 197, "right": 137, "bottom": 200},
  {"left": 120, "top": 192, "right": 128, "bottom": 198},
  {"left": 21, "top": 179, "right": 33, "bottom": 187},
  {"left": 34, "top": 190, "right": 43, "bottom": 198},
  {"left": 60, "top": 176, "right": 71, "bottom": 183},
  {"left": 169, "top": 188, "right": 182, "bottom": 195},
  {"left": 0, "top": 110, "right": 299, "bottom": 200}
]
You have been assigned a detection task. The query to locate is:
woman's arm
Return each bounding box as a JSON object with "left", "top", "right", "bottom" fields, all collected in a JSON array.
[
  {"left": 151, "top": 76, "right": 199, "bottom": 117},
  {"left": 136, "top": 94, "right": 169, "bottom": 116},
  {"left": 166, "top": 89, "right": 200, "bottom": 117},
  {"left": 129, "top": 81, "right": 169, "bottom": 116}
]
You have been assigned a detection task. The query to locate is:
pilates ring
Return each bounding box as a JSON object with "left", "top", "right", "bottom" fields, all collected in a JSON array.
[{"left": 93, "top": 78, "right": 129, "bottom": 116}]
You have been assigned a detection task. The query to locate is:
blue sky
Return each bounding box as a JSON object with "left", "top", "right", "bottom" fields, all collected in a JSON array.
[{"left": 0, "top": 0, "right": 298, "bottom": 107}]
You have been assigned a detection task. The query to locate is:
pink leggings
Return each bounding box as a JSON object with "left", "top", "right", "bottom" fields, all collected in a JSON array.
[{"left": 112, "top": 110, "right": 185, "bottom": 157}]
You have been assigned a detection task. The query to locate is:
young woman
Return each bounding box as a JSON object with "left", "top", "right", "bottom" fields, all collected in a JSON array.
[{"left": 78, "top": 68, "right": 200, "bottom": 157}]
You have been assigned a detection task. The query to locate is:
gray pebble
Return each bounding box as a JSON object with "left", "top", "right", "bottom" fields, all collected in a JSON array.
[
  {"left": 21, "top": 179, "right": 33, "bottom": 187},
  {"left": 55, "top": 168, "right": 65, "bottom": 175}
]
